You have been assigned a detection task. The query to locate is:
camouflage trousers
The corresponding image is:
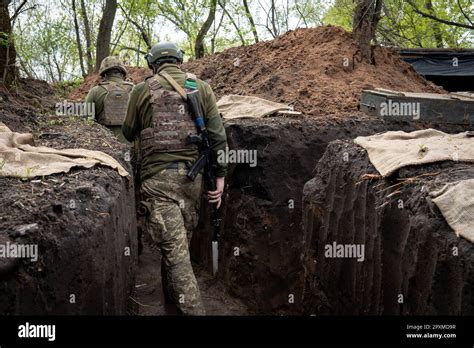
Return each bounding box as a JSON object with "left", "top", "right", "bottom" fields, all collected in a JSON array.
[{"left": 141, "top": 163, "right": 205, "bottom": 315}]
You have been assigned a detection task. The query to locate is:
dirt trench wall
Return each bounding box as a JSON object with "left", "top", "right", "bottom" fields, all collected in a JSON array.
[
  {"left": 0, "top": 167, "right": 137, "bottom": 315},
  {"left": 302, "top": 140, "right": 474, "bottom": 315},
  {"left": 190, "top": 116, "right": 469, "bottom": 314},
  {"left": 0, "top": 79, "right": 141, "bottom": 315},
  {"left": 0, "top": 169, "right": 136, "bottom": 315}
]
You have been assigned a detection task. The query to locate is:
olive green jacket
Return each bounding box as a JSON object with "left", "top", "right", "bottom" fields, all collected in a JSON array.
[
  {"left": 85, "top": 73, "right": 130, "bottom": 143},
  {"left": 122, "top": 63, "right": 228, "bottom": 181},
  {"left": 85, "top": 73, "right": 127, "bottom": 122}
]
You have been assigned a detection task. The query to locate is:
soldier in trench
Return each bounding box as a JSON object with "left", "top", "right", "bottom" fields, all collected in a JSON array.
[
  {"left": 122, "top": 42, "right": 228, "bottom": 315},
  {"left": 85, "top": 56, "right": 134, "bottom": 144}
]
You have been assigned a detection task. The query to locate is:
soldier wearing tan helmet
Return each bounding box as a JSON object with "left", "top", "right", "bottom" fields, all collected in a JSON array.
[{"left": 85, "top": 56, "right": 134, "bottom": 143}]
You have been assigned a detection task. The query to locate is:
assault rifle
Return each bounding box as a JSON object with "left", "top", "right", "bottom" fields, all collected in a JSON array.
[{"left": 186, "top": 90, "right": 221, "bottom": 276}]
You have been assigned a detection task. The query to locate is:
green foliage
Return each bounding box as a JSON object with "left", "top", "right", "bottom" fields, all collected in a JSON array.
[
  {"left": 379, "top": 0, "right": 474, "bottom": 48},
  {"left": 47, "top": 118, "right": 64, "bottom": 126},
  {"left": 11, "top": 0, "right": 474, "bottom": 84},
  {"left": 54, "top": 78, "right": 84, "bottom": 95},
  {"left": 23, "top": 167, "right": 35, "bottom": 179},
  {"left": 322, "top": 0, "right": 474, "bottom": 48},
  {"left": 0, "top": 31, "right": 10, "bottom": 47},
  {"left": 292, "top": 0, "right": 329, "bottom": 27},
  {"left": 418, "top": 143, "right": 428, "bottom": 153},
  {"left": 83, "top": 116, "right": 95, "bottom": 126},
  {"left": 15, "top": 0, "right": 83, "bottom": 81},
  {"left": 323, "top": 0, "right": 354, "bottom": 31}
]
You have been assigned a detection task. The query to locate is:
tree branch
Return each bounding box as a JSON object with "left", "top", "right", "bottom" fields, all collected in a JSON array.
[
  {"left": 406, "top": 0, "right": 474, "bottom": 29},
  {"left": 118, "top": 2, "right": 152, "bottom": 49},
  {"left": 11, "top": 0, "right": 27, "bottom": 22},
  {"left": 243, "top": 0, "right": 259, "bottom": 43},
  {"left": 119, "top": 46, "right": 147, "bottom": 55},
  {"left": 71, "top": 0, "right": 86, "bottom": 76},
  {"left": 456, "top": 0, "right": 473, "bottom": 26},
  {"left": 79, "top": 0, "right": 93, "bottom": 72},
  {"left": 195, "top": 0, "right": 217, "bottom": 58},
  {"left": 111, "top": 19, "right": 129, "bottom": 53},
  {"left": 218, "top": 0, "right": 245, "bottom": 45}
]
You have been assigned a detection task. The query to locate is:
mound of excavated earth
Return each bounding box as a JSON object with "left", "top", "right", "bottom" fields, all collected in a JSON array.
[
  {"left": 302, "top": 140, "right": 474, "bottom": 315},
  {"left": 184, "top": 25, "right": 443, "bottom": 116},
  {"left": 67, "top": 67, "right": 150, "bottom": 102},
  {"left": 69, "top": 26, "right": 442, "bottom": 117}
]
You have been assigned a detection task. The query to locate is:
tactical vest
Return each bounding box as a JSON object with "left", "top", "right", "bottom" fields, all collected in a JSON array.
[
  {"left": 99, "top": 80, "right": 134, "bottom": 126},
  {"left": 140, "top": 73, "right": 198, "bottom": 157}
]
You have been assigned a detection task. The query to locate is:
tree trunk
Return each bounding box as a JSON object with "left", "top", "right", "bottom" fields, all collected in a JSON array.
[
  {"left": 195, "top": 0, "right": 217, "bottom": 58},
  {"left": 352, "top": 0, "right": 383, "bottom": 64},
  {"left": 80, "top": 0, "right": 93, "bottom": 73},
  {"left": 243, "top": 0, "right": 259, "bottom": 43},
  {"left": 270, "top": 0, "right": 278, "bottom": 37},
  {"left": 0, "top": 0, "right": 17, "bottom": 87},
  {"left": 45, "top": 51, "right": 56, "bottom": 82},
  {"left": 210, "top": 9, "right": 225, "bottom": 53},
  {"left": 18, "top": 57, "right": 33, "bottom": 79},
  {"left": 71, "top": 0, "right": 86, "bottom": 76},
  {"left": 194, "top": 0, "right": 217, "bottom": 58},
  {"left": 118, "top": 3, "right": 151, "bottom": 50},
  {"left": 424, "top": 0, "right": 443, "bottom": 48},
  {"left": 52, "top": 51, "right": 63, "bottom": 82},
  {"left": 218, "top": 0, "right": 246, "bottom": 46},
  {"left": 95, "top": 0, "right": 117, "bottom": 71}
]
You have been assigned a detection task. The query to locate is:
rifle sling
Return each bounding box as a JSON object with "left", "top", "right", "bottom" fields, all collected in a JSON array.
[{"left": 158, "top": 71, "right": 188, "bottom": 101}]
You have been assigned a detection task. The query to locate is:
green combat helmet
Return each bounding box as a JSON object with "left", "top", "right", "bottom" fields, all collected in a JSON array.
[
  {"left": 145, "top": 42, "right": 184, "bottom": 66},
  {"left": 99, "top": 56, "right": 127, "bottom": 77}
]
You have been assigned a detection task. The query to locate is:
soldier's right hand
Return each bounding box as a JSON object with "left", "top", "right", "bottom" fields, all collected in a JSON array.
[{"left": 207, "top": 177, "right": 225, "bottom": 209}]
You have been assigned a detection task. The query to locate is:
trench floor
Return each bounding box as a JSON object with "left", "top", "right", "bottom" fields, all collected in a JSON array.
[{"left": 130, "top": 242, "right": 249, "bottom": 315}]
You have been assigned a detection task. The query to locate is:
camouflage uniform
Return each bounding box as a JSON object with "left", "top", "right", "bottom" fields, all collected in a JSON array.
[
  {"left": 141, "top": 164, "right": 203, "bottom": 314},
  {"left": 85, "top": 57, "right": 133, "bottom": 144},
  {"left": 122, "top": 63, "right": 228, "bottom": 315}
]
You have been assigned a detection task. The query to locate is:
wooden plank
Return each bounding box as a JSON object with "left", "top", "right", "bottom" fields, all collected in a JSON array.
[
  {"left": 360, "top": 90, "right": 474, "bottom": 125},
  {"left": 402, "top": 92, "right": 458, "bottom": 100},
  {"left": 365, "top": 89, "right": 474, "bottom": 102},
  {"left": 450, "top": 92, "right": 474, "bottom": 101},
  {"left": 373, "top": 88, "right": 405, "bottom": 96},
  {"left": 276, "top": 110, "right": 302, "bottom": 116}
]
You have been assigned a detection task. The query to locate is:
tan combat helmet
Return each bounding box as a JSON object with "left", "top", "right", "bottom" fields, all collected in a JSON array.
[{"left": 99, "top": 56, "right": 127, "bottom": 77}]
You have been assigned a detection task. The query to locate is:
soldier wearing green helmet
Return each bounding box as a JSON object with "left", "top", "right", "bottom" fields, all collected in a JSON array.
[
  {"left": 144, "top": 42, "right": 185, "bottom": 67},
  {"left": 122, "top": 42, "right": 228, "bottom": 315},
  {"left": 85, "top": 56, "right": 134, "bottom": 143}
]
